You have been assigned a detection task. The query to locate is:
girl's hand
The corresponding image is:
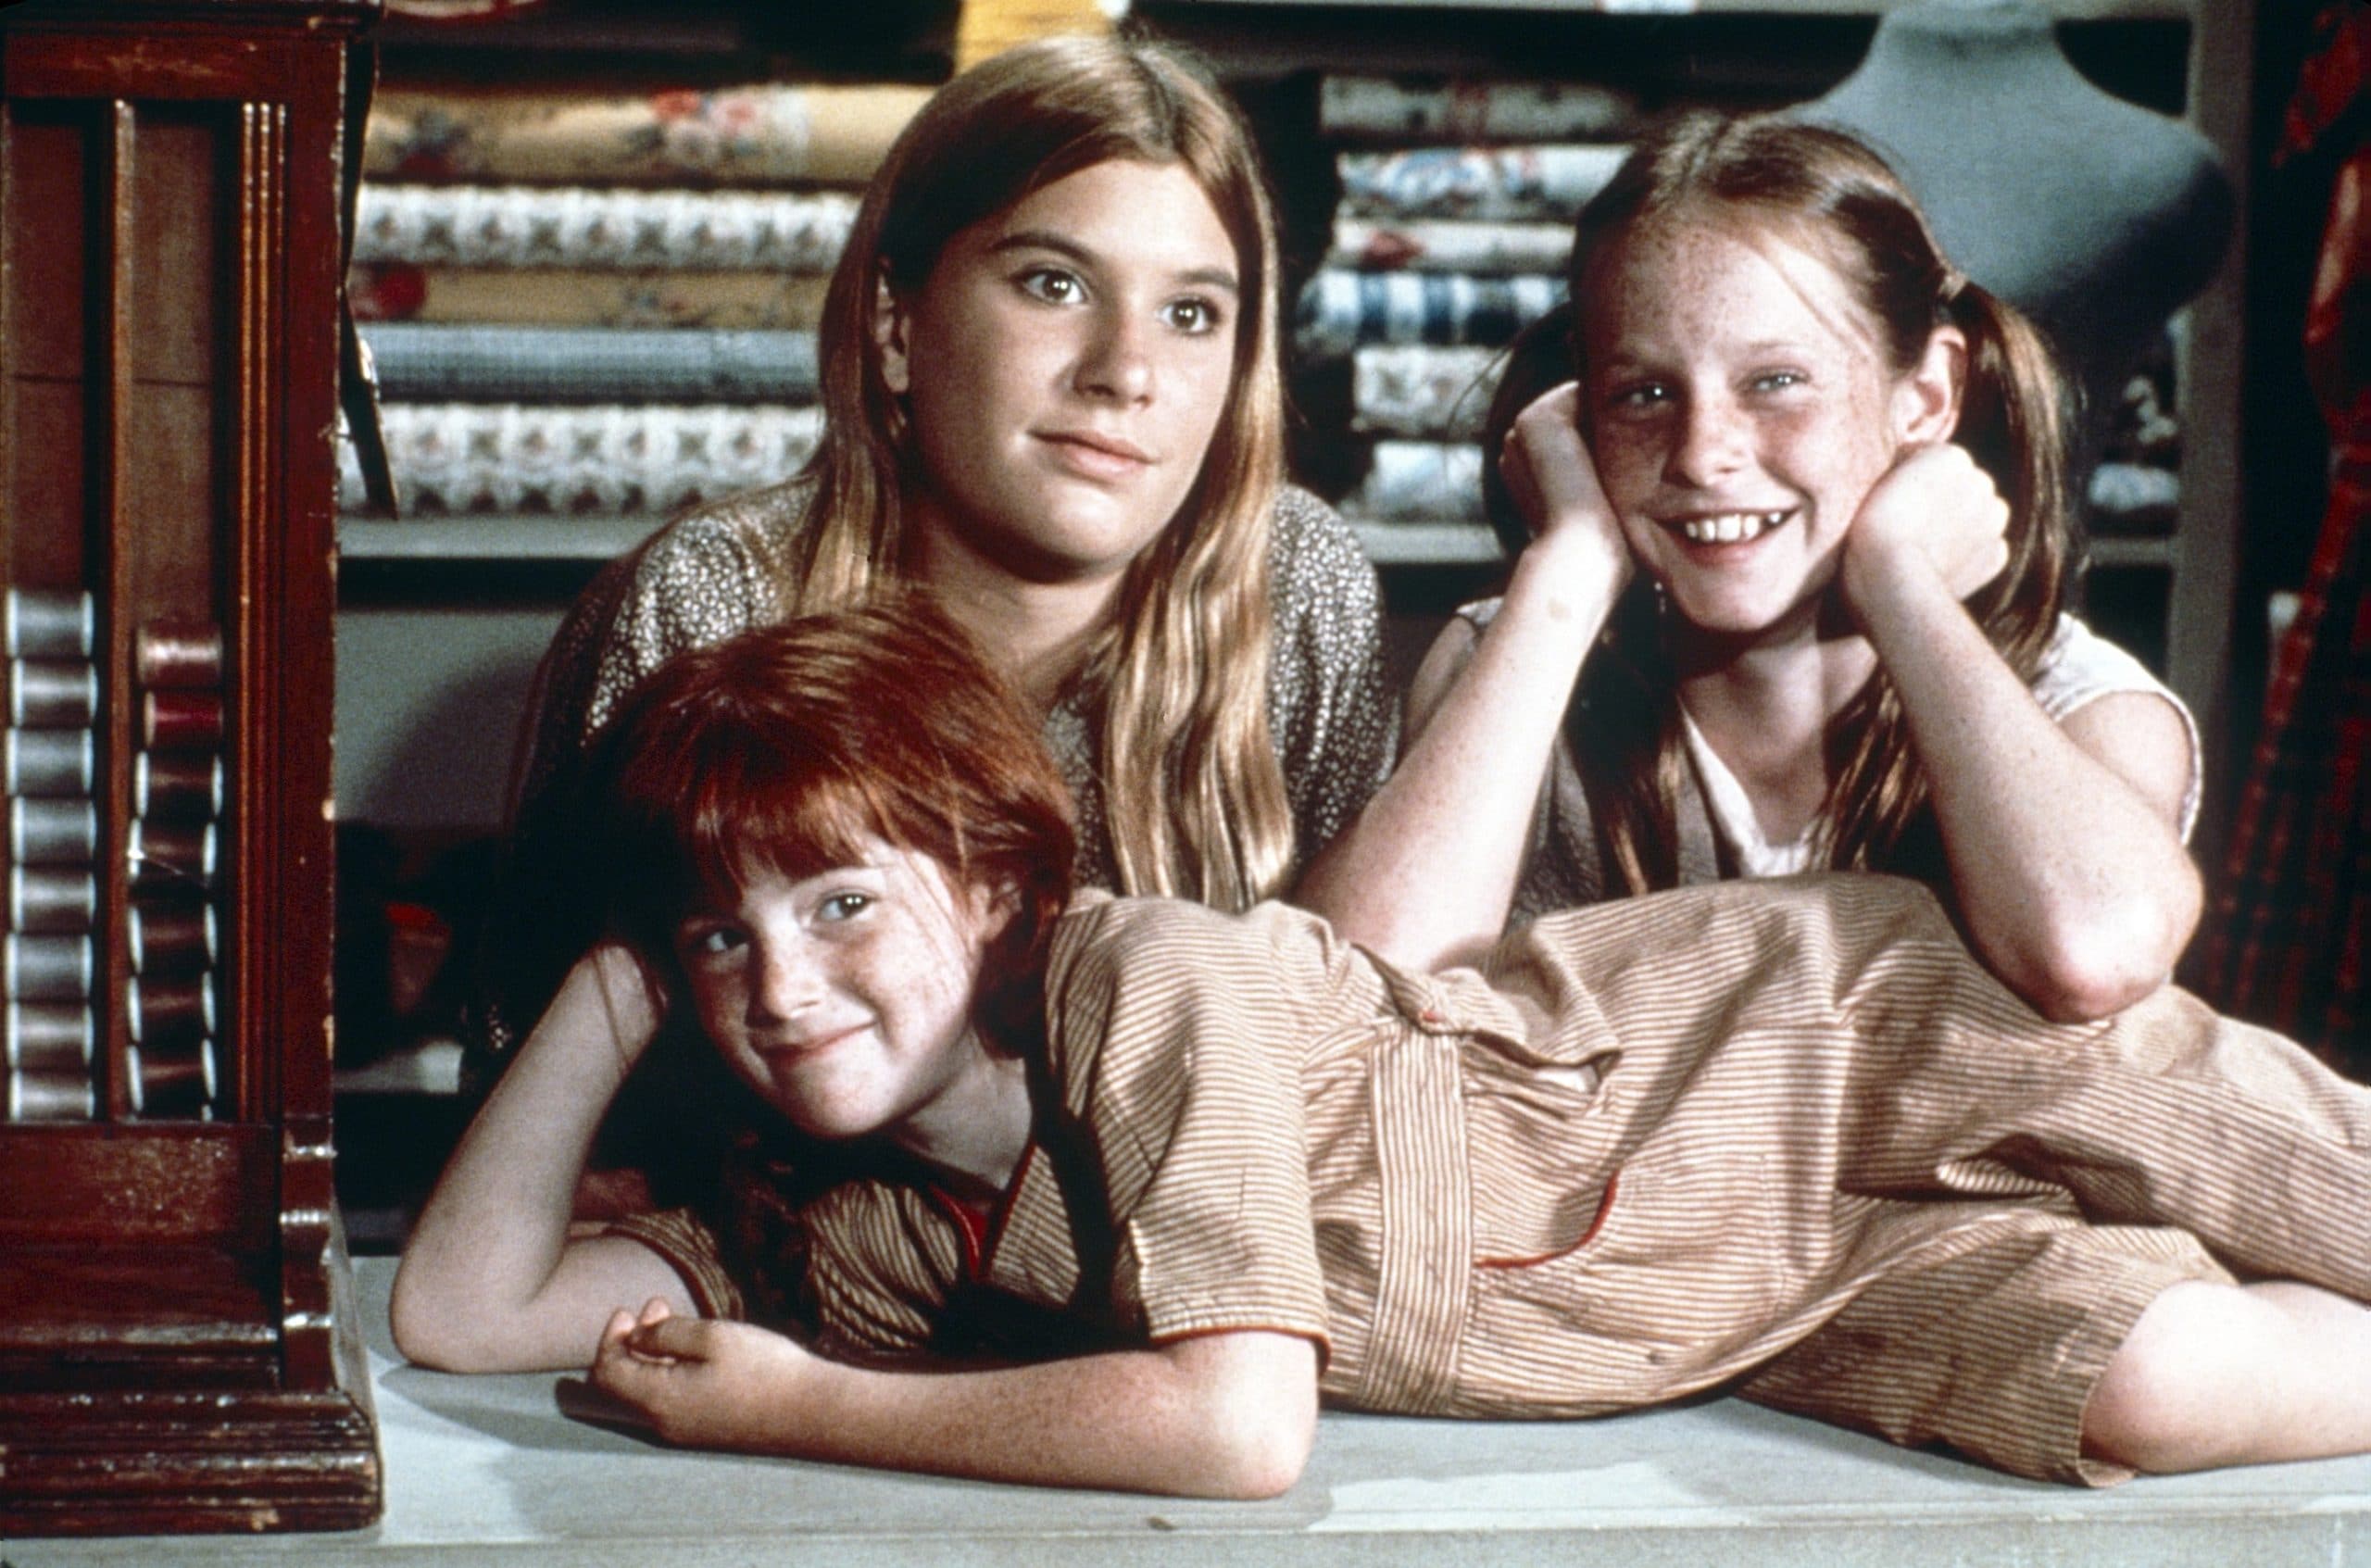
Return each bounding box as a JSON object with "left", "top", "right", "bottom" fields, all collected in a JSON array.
[
  {"left": 1840, "top": 442, "right": 2010, "bottom": 611},
  {"left": 592, "top": 1298, "right": 813, "bottom": 1449},
  {"left": 1499, "top": 383, "right": 1634, "bottom": 600}
]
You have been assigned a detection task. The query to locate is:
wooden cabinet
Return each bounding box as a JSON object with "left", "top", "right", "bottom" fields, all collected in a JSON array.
[{"left": 0, "top": 0, "right": 383, "bottom": 1536}]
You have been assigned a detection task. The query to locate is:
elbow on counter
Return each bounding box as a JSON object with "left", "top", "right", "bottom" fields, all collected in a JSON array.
[{"left": 2006, "top": 875, "right": 2204, "bottom": 1025}]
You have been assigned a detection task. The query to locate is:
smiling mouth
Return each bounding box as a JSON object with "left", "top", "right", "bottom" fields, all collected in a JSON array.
[
  {"left": 764, "top": 1022, "right": 863, "bottom": 1060},
  {"left": 1666, "top": 509, "right": 1789, "bottom": 546}
]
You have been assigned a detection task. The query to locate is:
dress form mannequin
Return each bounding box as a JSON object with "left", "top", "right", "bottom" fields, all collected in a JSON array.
[{"left": 1800, "top": 0, "right": 2232, "bottom": 435}]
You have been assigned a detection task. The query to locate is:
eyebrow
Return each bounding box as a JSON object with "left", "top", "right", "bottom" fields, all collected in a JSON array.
[
  {"left": 1592, "top": 338, "right": 1827, "bottom": 377},
  {"left": 988, "top": 229, "right": 1240, "bottom": 295}
]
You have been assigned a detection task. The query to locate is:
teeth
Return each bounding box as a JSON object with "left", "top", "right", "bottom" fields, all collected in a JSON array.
[{"left": 1677, "top": 511, "right": 1786, "bottom": 545}]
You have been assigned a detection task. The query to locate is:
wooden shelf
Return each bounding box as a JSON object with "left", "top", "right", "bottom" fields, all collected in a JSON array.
[{"left": 340, "top": 514, "right": 659, "bottom": 563}]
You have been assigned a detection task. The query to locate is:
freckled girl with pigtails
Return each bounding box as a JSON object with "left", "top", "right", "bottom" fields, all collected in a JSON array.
[{"left": 1302, "top": 112, "right": 2201, "bottom": 1022}]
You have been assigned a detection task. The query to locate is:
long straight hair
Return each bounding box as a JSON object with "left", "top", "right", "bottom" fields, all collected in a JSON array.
[
  {"left": 792, "top": 35, "right": 1292, "bottom": 909},
  {"left": 1490, "top": 111, "right": 2073, "bottom": 891}
]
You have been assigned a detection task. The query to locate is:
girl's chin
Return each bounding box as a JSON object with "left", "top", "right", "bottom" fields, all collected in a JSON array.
[{"left": 1665, "top": 590, "right": 1823, "bottom": 642}]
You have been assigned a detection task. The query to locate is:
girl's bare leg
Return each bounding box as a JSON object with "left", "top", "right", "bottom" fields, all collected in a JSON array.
[{"left": 2086, "top": 1280, "right": 2371, "bottom": 1472}]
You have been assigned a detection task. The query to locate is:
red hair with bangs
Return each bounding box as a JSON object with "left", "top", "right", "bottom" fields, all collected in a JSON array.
[{"left": 583, "top": 597, "right": 1077, "bottom": 1046}]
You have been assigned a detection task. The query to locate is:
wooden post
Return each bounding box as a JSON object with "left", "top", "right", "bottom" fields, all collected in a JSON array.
[{"left": 953, "top": 0, "right": 1112, "bottom": 74}]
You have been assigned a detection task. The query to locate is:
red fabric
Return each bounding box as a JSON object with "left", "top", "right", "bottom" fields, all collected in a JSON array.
[
  {"left": 2200, "top": 135, "right": 2371, "bottom": 1069},
  {"left": 2202, "top": 435, "right": 2371, "bottom": 1066}
]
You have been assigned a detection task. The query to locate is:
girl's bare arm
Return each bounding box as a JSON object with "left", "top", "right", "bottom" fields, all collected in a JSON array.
[
  {"left": 391, "top": 944, "right": 696, "bottom": 1372},
  {"left": 1297, "top": 384, "right": 1626, "bottom": 970},
  {"left": 593, "top": 1300, "right": 1320, "bottom": 1499},
  {"left": 1845, "top": 445, "right": 2201, "bottom": 1022}
]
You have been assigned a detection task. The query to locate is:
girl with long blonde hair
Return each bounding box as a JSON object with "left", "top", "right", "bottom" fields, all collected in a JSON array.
[{"left": 472, "top": 34, "right": 1390, "bottom": 1166}]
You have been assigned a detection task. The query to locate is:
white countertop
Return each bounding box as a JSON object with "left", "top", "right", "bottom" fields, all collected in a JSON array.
[{"left": 13, "top": 1255, "right": 2371, "bottom": 1566}]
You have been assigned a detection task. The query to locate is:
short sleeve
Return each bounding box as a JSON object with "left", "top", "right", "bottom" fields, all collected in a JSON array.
[
  {"left": 1266, "top": 487, "right": 1397, "bottom": 870},
  {"left": 2030, "top": 613, "right": 2203, "bottom": 843},
  {"left": 579, "top": 508, "right": 786, "bottom": 738},
  {"left": 604, "top": 1207, "right": 746, "bottom": 1321},
  {"left": 1042, "top": 899, "right": 1342, "bottom": 1351}
]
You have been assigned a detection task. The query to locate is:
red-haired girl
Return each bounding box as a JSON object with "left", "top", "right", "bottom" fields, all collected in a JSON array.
[{"left": 396, "top": 601, "right": 2371, "bottom": 1498}]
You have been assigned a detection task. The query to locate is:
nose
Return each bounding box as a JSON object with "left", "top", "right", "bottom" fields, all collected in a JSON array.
[
  {"left": 1665, "top": 393, "right": 1747, "bottom": 486},
  {"left": 747, "top": 935, "right": 824, "bottom": 1024},
  {"left": 1073, "top": 305, "right": 1153, "bottom": 405}
]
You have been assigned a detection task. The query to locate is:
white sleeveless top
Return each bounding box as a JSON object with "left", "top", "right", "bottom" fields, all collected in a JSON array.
[
  {"left": 1678, "top": 613, "right": 2202, "bottom": 876},
  {"left": 1452, "top": 601, "right": 2202, "bottom": 922}
]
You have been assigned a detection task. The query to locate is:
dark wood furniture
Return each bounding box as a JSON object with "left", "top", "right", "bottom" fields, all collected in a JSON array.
[{"left": 0, "top": 0, "right": 383, "bottom": 1536}]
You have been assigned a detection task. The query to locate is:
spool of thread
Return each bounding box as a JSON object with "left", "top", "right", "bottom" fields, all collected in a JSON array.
[
  {"left": 133, "top": 751, "right": 224, "bottom": 823},
  {"left": 129, "top": 819, "right": 218, "bottom": 891},
  {"left": 10, "top": 659, "right": 97, "bottom": 728},
  {"left": 5, "top": 727, "right": 93, "bottom": 797},
  {"left": 6, "top": 934, "right": 92, "bottom": 1001},
  {"left": 127, "top": 972, "right": 216, "bottom": 1045},
  {"left": 5, "top": 588, "right": 94, "bottom": 659},
  {"left": 134, "top": 620, "right": 226, "bottom": 691},
  {"left": 8, "top": 1000, "right": 94, "bottom": 1068},
  {"left": 12, "top": 867, "right": 97, "bottom": 935},
  {"left": 141, "top": 689, "right": 224, "bottom": 750},
  {"left": 9, "top": 1065, "right": 94, "bottom": 1121},
  {"left": 12, "top": 798, "right": 96, "bottom": 867},
  {"left": 127, "top": 1039, "right": 216, "bottom": 1118},
  {"left": 128, "top": 900, "right": 219, "bottom": 974}
]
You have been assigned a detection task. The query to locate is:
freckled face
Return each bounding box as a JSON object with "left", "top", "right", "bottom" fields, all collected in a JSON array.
[
  {"left": 671, "top": 845, "right": 1003, "bottom": 1160},
  {"left": 1581, "top": 218, "right": 1929, "bottom": 639},
  {"left": 882, "top": 157, "right": 1243, "bottom": 589}
]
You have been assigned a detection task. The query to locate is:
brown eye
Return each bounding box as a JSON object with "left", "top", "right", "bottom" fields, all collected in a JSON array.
[
  {"left": 1162, "top": 296, "right": 1224, "bottom": 335},
  {"left": 1018, "top": 268, "right": 1085, "bottom": 305}
]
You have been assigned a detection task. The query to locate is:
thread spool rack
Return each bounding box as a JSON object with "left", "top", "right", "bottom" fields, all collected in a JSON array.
[{"left": 0, "top": 0, "right": 383, "bottom": 1536}]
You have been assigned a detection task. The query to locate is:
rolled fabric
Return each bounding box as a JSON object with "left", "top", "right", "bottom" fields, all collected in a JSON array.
[
  {"left": 1328, "top": 217, "right": 1573, "bottom": 276},
  {"left": 1351, "top": 344, "right": 1507, "bottom": 441},
  {"left": 365, "top": 82, "right": 929, "bottom": 188},
  {"left": 348, "top": 264, "right": 831, "bottom": 330},
  {"left": 361, "top": 324, "right": 820, "bottom": 404},
  {"left": 355, "top": 184, "right": 857, "bottom": 272},
  {"left": 1320, "top": 77, "right": 1635, "bottom": 144},
  {"left": 342, "top": 402, "right": 823, "bottom": 517},
  {"left": 1338, "top": 144, "right": 1629, "bottom": 222},
  {"left": 1343, "top": 440, "right": 1488, "bottom": 523},
  {"left": 1294, "top": 270, "right": 1564, "bottom": 359}
]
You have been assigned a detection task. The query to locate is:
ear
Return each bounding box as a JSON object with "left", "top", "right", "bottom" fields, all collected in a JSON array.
[
  {"left": 873, "top": 266, "right": 912, "bottom": 395},
  {"left": 972, "top": 878, "right": 1021, "bottom": 945},
  {"left": 1892, "top": 323, "right": 1964, "bottom": 445}
]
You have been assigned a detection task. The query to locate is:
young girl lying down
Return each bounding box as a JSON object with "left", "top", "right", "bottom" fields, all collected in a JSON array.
[{"left": 391, "top": 599, "right": 2371, "bottom": 1498}]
